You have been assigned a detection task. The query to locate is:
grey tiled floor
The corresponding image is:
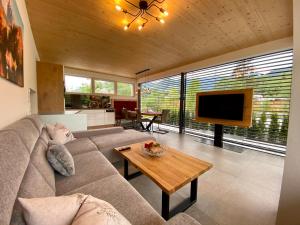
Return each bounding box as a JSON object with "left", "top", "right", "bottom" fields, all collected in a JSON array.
[{"left": 126, "top": 132, "right": 284, "bottom": 225}]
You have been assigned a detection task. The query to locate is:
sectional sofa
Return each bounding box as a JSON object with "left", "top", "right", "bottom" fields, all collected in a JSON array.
[{"left": 0, "top": 115, "right": 201, "bottom": 225}]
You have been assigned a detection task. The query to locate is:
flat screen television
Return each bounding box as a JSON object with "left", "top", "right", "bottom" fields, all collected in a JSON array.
[{"left": 195, "top": 89, "right": 253, "bottom": 127}]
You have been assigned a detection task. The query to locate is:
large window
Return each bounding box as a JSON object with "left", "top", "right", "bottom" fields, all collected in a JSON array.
[
  {"left": 185, "top": 50, "right": 292, "bottom": 151},
  {"left": 94, "top": 80, "right": 115, "bottom": 94},
  {"left": 141, "top": 50, "right": 293, "bottom": 154},
  {"left": 117, "top": 82, "right": 134, "bottom": 97},
  {"left": 65, "top": 75, "right": 92, "bottom": 94},
  {"left": 65, "top": 75, "right": 135, "bottom": 97},
  {"left": 141, "top": 75, "right": 181, "bottom": 128}
]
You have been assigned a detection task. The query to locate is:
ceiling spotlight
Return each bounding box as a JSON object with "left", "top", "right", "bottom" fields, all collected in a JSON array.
[
  {"left": 160, "top": 8, "right": 169, "bottom": 16},
  {"left": 124, "top": 24, "right": 129, "bottom": 31},
  {"left": 156, "top": 17, "right": 165, "bottom": 24},
  {"left": 115, "top": 5, "right": 122, "bottom": 11},
  {"left": 138, "top": 23, "right": 146, "bottom": 31}
]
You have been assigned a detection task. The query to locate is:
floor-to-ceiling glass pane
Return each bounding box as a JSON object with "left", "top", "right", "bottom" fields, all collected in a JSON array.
[
  {"left": 141, "top": 75, "right": 181, "bottom": 131},
  {"left": 185, "top": 50, "right": 293, "bottom": 154}
]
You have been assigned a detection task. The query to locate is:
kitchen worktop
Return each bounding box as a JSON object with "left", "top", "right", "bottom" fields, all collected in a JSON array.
[{"left": 65, "top": 108, "right": 115, "bottom": 115}]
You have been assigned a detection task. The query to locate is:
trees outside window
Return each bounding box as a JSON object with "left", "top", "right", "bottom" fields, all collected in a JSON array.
[
  {"left": 95, "top": 80, "right": 114, "bottom": 94},
  {"left": 117, "top": 82, "right": 134, "bottom": 97}
]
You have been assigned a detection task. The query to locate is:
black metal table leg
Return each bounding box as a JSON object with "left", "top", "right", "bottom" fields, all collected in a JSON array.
[
  {"left": 146, "top": 115, "right": 158, "bottom": 131},
  {"left": 123, "top": 159, "right": 143, "bottom": 180},
  {"left": 162, "top": 178, "right": 198, "bottom": 220},
  {"left": 124, "top": 159, "right": 129, "bottom": 180},
  {"left": 140, "top": 122, "right": 145, "bottom": 130},
  {"left": 190, "top": 178, "right": 198, "bottom": 201},
  {"left": 162, "top": 191, "right": 170, "bottom": 220}
]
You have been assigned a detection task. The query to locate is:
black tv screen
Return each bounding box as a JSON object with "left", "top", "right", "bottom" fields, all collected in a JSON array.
[{"left": 198, "top": 94, "right": 245, "bottom": 121}]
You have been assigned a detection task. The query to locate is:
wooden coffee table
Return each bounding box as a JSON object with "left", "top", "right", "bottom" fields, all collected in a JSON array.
[{"left": 114, "top": 141, "right": 213, "bottom": 220}]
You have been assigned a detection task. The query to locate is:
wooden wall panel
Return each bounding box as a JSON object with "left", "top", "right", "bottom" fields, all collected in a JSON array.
[{"left": 37, "top": 62, "right": 64, "bottom": 114}]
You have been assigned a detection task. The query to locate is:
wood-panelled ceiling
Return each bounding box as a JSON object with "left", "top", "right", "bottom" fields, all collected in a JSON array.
[{"left": 26, "top": 0, "right": 292, "bottom": 78}]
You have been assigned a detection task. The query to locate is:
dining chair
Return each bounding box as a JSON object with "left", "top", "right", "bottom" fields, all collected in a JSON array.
[
  {"left": 136, "top": 109, "right": 152, "bottom": 131},
  {"left": 153, "top": 109, "right": 170, "bottom": 134},
  {"left": 121, "top": 108, "right": 134, "bottom": 129}
]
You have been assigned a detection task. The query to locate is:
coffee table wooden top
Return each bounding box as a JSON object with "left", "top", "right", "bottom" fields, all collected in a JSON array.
[{"left": 114, "top": 141, "right": 213, "bottom": 194}]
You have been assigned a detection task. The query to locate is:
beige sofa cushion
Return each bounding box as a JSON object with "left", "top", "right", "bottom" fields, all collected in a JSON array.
[
  {"left": 65, "top": 138, "right": 98, "bottom": 156},
  {"left": 90, "top": 129, "right": 155, "bottom": 152},
  {"left": 31, "top": 137, "right": 56, "bottom": 190},
  {"left": 55, "top": 151, "right": 118, "bottom": 195},
  {"left": 5, "top": 119, "right": 40, "bottom": 153},
  {"left": 10, "top": 162, "right": 56, "bottom": 225},
  {"left": 72, "top": 195, "right": 131, "bottom": 225},
  {"left": 25, "top": 115, "right": 44, "bottom": 134},
  {"left": 90, "top": 129, "right": 155, "bottom": 163},
  {"left": 66, "top": 174, "right": 165, "bottom": 225},
  {"left": 18, "top": 194, "right": 86, "bottom": 225}
]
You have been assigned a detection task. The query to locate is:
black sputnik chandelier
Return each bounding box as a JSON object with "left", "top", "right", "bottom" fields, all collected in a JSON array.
[{"left": 115, "top": 0, "right": 169, "bottom": 31}]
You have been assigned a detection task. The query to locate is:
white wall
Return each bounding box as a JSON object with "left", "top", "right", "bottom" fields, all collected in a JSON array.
[
  {"left": 64, "top": 67, "right": 137, "bottom": 101},
  {"left": 276, "top": 1, "right": 300, "bottom": 224},
  {"left": 0, "top": 0, "right": 39, "bottom": 128},
  {"left": 138, "top": 37, "right": 293, "bottom": 83}
]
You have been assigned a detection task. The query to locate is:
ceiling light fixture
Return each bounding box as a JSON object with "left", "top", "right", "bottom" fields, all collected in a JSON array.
[{"left": 115, "top": 0, "right": 168, "bottom": 31}]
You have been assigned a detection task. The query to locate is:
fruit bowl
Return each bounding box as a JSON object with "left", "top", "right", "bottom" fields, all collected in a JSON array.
[{"left": 142, "top": 142, "right": 166, "bottom": 157}]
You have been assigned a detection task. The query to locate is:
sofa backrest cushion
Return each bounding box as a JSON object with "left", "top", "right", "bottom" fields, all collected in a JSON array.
[
  {"left": 0, "top": 116, "right": 56, "bottom": 225},
  {"left": 0, "top": 131, "right": 30, "bottom": 225},
  {"left": 25, "top": 115, "right": 44, "bottom": 134},
  {"left": 5, "top": 119, "right": 40, "bottom": 153}
]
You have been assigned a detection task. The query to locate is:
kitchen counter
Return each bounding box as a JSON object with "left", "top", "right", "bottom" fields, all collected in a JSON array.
[{"left": 65, "top": 109, "right": 115, "bottom": 127}]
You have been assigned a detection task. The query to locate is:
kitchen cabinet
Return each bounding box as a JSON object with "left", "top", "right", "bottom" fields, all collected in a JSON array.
[{"left": 78, "top": 110, "right": 115, "bottom": 127}]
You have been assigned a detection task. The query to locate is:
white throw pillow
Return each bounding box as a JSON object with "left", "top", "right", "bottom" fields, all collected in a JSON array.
[
  {"left": 18, "top": 194, "right": 132, "bottom": 225},
  {"left": 18, "top": 194, "right": 87, "bottom": 225},
  {"left": 71, "top": 195, "right": 132, "bottom": 225},
  {"left": 46, "top": 124, "right": 75, "bottom": 144}
]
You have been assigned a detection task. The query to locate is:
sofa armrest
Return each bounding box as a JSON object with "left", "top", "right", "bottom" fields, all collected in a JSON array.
[
  {"left": 73, "top": 127, "right": 124, "bottom": 139},
  {"left": 165, "top": 213, "right": 202, "bottom": 225}
]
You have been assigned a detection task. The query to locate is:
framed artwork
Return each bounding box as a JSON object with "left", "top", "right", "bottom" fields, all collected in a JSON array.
[{"left": 0, "top": 0, "right": 24, "bottom": 87}]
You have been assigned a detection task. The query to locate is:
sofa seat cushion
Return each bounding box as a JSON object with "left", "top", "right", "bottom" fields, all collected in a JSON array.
[
  {"left": 90, "top": 130, "right": 155, "bottom": 163},
  {"left": 65, "top": 174, "right": 165, "bottom": 225},
  {"left": 65, "top": 138, "right": 98, "bottom": 156},
  {"left": 55, "top": 151, "right": 118, "bottom": 195}
]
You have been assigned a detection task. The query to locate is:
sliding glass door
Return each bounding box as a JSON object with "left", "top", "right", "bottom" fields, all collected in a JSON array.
[
  {"left": 185, "top": 50, "right": 293, "bottom": 154},
  {"left": 140, "top": 50, "right": 293, "bottom": 154},
  {"left": 141, "top": 75, "right": 181, "bottom": 131}
]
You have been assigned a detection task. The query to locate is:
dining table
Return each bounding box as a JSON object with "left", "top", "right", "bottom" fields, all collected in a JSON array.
[{"left": 141, "top": 111, "right": 163, "bottom": 131}]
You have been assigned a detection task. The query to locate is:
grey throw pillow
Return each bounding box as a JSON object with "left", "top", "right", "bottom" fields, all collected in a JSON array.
[{"left": 47, "top": 144, "right": 75, "bottom": 176}]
